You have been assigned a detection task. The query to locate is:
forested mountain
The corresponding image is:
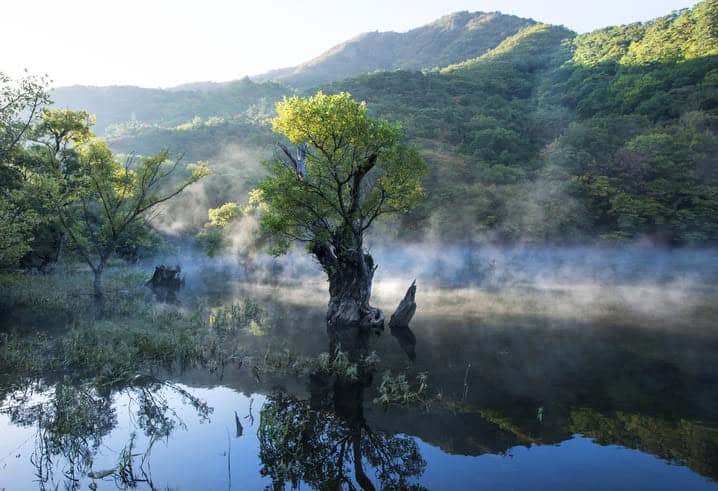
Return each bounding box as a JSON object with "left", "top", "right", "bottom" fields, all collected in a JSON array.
[
  {"left": 252, "top": 11, "right": 535, "bottom": 88},
  {"left": 48, "top": 0, "right": 718, "bottom": 244},
  {"left": 51, "top": 77, "right": 289, "bottom": 134}
]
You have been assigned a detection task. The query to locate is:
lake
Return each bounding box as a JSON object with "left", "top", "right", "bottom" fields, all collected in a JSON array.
[{"left": 1, "top": 246, "right": 717, "bottom": 490}]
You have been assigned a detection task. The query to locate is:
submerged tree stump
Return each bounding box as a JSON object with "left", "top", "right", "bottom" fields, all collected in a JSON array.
[
  {"left": 389, "top": 280, "right": 417, "bottom": 329},
  {"left": 146, "top": 265, "right": 184, "bottom": 302},
  {"left": 389, "top": 280, "right": 416, "bottom": 361},
  {"left": 389, "top": 280, "right": 418, "bottom": 361}
]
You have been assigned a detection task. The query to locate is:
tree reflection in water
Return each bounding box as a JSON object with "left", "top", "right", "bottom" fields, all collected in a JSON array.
[
  {"left": 258, "top": 323, "right": 427, "bottom": 490},
  {"left": 1, "top": 377, "right": 211, "bottom": 490}
]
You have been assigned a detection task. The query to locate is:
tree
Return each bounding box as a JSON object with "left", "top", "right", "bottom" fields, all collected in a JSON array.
[
  {"left": 0, "top": 72, "right": 51, "bottom": 267},
  {"left": 0, "top": 189, "right": 41, "bottom": 267},
  {"left": 0, "top": 71, "right": 50, "bottom": 162},
  {"left": 197, "top": 202, "right": 242, "bottom": 256},
  {"left": 259, "top": 389, "right": 427, "bottom": 490},
  {"left": 258, "top": 322, "right": 426, "bottom": 491},
  {"left": 253, "top": 92, "right": 426, "bottom": 329},
  {"left": 55, "top": 138, "right": 210, "bottom": 296},
  {"left": 18, "top": 109, "right": 98, "bottom": 270}
]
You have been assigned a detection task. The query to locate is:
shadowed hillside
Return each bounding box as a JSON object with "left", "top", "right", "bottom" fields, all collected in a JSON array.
[{"left": 51, "top": 77, "right": 290, "bottom": 134}]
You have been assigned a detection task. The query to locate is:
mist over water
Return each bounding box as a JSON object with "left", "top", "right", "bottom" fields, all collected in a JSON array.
[
  {"left": 153, "top": 243, "right": 718, "bottom": 331},
  {"left": 373, "top": 244, "right": 718, "bottom": 287}
]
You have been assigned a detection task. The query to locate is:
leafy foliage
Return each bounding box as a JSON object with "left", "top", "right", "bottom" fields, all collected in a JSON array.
[
  {"left": 0, "top": 72, "right": 51, "bottom": 266},
  {"left": 324, "top": 3, "right": 718, "bottom": 243},
  {"left": 255, "top": 92, "right": 427, "bottom": 253},
  {"left": 197, "top": 202, "right": 243, "bottom": 256},
  {"left": 0, "top": 81, "right": 210, "bottom": 293},
  {"left": 54, "top": 137, "right": 209, "bottom": 293}
]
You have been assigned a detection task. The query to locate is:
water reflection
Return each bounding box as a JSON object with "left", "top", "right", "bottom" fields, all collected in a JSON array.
[
  {"left": 2, "top": 277, "right": 718, "bottom": 489},
  {"left": 258, "top": 323, "right": 426, "bottom": 490},
  {"left": 1, "top": 378, "right": 211, "bottom": 490},
  {"left": 390, "top": 324, "right": 417, "bottom": 362}
]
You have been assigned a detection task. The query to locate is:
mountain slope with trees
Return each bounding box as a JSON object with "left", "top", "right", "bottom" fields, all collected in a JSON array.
[
  {"left": 325, "top": 2, "right": 718, "bottom": 243},
  {"left": 252, "top": 11, "right": 536, "bottom": 88},
  {"left": 43, "top": 1, "right": 718, "bottom": 245},
  {"left": 51, "top": 77, "right": 290, "bottom": 134}
]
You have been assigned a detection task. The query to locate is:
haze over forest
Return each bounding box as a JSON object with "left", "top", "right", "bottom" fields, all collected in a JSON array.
[{"left": 49, "top": 1, "right": 718, "bottom": 246}]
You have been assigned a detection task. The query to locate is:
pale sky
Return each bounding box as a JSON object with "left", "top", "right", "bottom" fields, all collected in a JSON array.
[{"left": 1, "top": 0, "right": 699, "bottom": 88}]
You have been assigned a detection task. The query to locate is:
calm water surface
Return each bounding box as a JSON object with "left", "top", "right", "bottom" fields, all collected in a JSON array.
[{"left": 2, "top": 247, "right": 717, "bottom": 490}]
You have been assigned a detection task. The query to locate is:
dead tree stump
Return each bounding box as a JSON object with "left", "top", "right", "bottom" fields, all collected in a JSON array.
[
  {"left": 389, "top": 280, "right": 417, "bottom": 361},
  {"left": 389, "top": 280, "right": 417, "bottom": 329},
  {"left": 146, "top": 265, "right": 184, "bottom": 302}
]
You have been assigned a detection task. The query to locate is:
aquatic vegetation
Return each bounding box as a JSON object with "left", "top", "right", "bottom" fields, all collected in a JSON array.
[
  {"left": 374, "top": 372, "right": 429, "bottom": 408},
  {"left": 209, "top": 298, "right": 267, "bottom": 333},
  {"left": 0, "top": 272, "right": 250, "bottom": 387},
  {"left": 0, "top": 269, "right": 150, "bottom": 324}
]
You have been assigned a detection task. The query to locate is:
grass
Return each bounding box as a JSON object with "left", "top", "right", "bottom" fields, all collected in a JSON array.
[
  {"left": 0, "top": 269, "right": 265, "bottom": 389},
  {"left": 0, "top": 267, "right": 439, "bottom": 489},
  {"left": 0, "top": 268, "right": 148, "bottom": 328},
  {"left": 0, "top": 268, "right": 346, "bottom": 392},
  {"left": 0, "top": 309, "right": 245, "bottom": 388},
  {"left": 0, "top": 267, "right": 434, "bottom": 408}
]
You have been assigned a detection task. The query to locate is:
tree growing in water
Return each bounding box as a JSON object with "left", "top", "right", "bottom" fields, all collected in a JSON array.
[{"left": 254, "top": 92, "right": 426, "bottom": 329}]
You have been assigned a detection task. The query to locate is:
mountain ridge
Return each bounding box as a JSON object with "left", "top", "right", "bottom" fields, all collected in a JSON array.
[{"left": 251, "top": 11, "right": 539, "bottom": 88}]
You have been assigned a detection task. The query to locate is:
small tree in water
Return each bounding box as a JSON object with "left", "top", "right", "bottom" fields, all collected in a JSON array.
[{"left": 254, "top": 92, "right": 427, "bottom": 328}]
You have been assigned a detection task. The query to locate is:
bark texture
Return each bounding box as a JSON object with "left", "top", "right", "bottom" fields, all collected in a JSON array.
[
  {"left": 312, "top": 235, "right": 384, "bottom": 331},
  {"left": 389, "top": 280, "right": 418, "bottom": 361}
]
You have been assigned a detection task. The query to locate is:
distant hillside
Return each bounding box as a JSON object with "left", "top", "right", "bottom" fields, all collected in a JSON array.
[
  {"left": 253, "top": 11, "right": 536, "bottom": 88},
  {"left": 51, "top": 77, "right": 290, "bottom": 134}
]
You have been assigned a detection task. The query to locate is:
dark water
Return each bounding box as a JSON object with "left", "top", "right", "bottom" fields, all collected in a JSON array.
[{"left": 2, "top": 247, "right": 718, "bottom": 490}]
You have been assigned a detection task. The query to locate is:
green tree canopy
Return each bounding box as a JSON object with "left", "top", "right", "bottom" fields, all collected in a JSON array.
[
  {"left": 0, "top": 72, "right": 50, "bottom": 267},
  {"left": 255, "top": 91, "right": 427, "bottom": 253},
  {"left": 197, "top": 202, "right": 243, "bottom": 256}
]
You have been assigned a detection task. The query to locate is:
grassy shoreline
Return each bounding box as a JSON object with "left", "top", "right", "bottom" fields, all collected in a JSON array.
[{"left": 0, "top": 269, "right": 264, "bottom": 389}]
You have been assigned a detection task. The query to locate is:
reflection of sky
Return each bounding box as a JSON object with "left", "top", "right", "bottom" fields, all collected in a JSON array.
[
  {"left": 416, "top": 436, "right": 718, "bottom": 491},
  {"left": 0, "top": 386, "right": 271, "bottom": 490},
  {"left": 2, "top": 384, "right": 718, "bottom": 490},
  {"left": 110, "top": 387, "right": 269, "bottom": 490},
  {"left": 124, "top": 387, "right": 269, "bottom": 489},
  {"left": 0, "top": 416, "right": 38, "bottom": 489}
]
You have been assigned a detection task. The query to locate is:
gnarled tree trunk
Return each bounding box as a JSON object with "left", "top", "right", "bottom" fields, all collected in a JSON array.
[{"left": 312, "top": 233, "right": 384, "bottom": 331}]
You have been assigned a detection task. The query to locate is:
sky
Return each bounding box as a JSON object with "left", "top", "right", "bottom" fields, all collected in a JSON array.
[{"left": 1, "top": 0, "right": 699, "bottom": 88}]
